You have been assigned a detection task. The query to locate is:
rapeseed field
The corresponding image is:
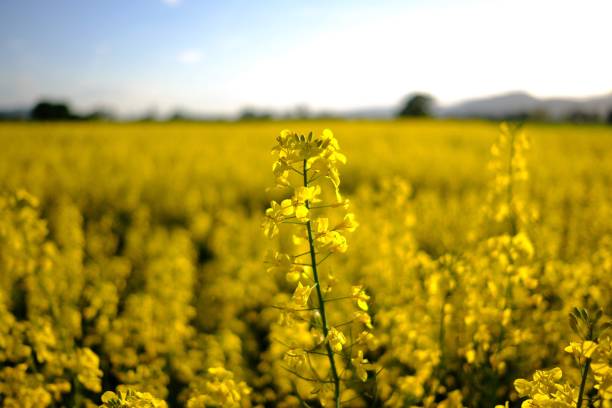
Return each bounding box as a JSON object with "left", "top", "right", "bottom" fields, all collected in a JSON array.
[{"left": 0, "top": 120, "right": 610, "bottom": 407}]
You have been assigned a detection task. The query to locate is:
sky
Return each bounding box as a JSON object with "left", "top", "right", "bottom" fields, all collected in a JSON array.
[{"left": 1, "top": 0, "right": 611, "bottom": 116}]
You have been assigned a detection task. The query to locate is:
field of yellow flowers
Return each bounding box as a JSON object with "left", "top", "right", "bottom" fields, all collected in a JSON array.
[{"left": 0, "top": 120, "right": 610, "bottom": 407}]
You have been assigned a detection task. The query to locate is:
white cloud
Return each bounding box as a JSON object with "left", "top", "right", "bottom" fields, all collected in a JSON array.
[
  {"left": 177, "top": 49, "right": 203, "bottom": 64},
  {"left": 161, "top": 0, "right": 181, "bottom": 6}
]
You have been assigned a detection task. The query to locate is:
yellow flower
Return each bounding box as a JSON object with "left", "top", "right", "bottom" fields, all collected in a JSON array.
[
  {"left": 74, "top": 347, "right": 103, "bottom": 393},
  {"left": 312, "top": 217, "right": 329, "bottom": 234},
  {"left": 265, "top": 251, "right": 292, "bottom": 275},
  {"left": 294, "top": 185, "right": 321, "bottom": 203},
  {"left": 335, "top": 213, "right": 359, "bottom": 232},
  {"left": 593, "top": 363, "right": 612, "bottom": 399},
  {"left": 186, "top": 367, "right": 251, "bottom": 408},
  {"left": 352, "top": 285, "right": 370, "bottom": 311},
  {"left": 513, "top": 378, "right": 533, "bottom": 397},
  {"left": 100, "top": 388, "right": 168, "bottom": 408},
  {"left": 262, "top": 200, "right": 293, "bottom": 238},
  {"left": 514, "top": 367, "right": 564, "bottom": 399},
  {"left": 511, "top": 232, "right": 534, "bottom": 260},
  {"left": 465, "top": 349, "right": 476, "bottom": 364},
  {"left": 327, "top": 327, "right": 347, "bottom": 352},
  {"left": 356, "top": 331, "right": 377, "bottom": 349},
  {"left": 284, "top": 348, "right": 307, "bottom": 370},
  {"left": 316, "top": 230, "right": 348, "bottom": 253},
  {"left": 291, "top": 282, "right": 314, "bottom": 307},
  {"left": 354, "top": 310, "right": 373, "bottom": 329},
  {"left": 564, "top": 341, "right": 598, "bottom": 360},
  {"left": 263, "top": 129, "right": 358, "bottom": 407},
  {"left": 351, "top": 350, "right": 373, "bottom": 382}
]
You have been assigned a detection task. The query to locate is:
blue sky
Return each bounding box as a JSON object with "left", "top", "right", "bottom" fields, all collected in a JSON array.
[{"left": 1, "top": 0, "right": 611, "bottom": 116}]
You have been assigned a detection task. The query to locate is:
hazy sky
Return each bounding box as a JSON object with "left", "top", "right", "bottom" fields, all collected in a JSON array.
[{"left": 1, "top": 0, "right": 611, "bottom": 116}]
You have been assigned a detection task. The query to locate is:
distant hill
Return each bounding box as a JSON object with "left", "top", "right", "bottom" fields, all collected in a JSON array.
[
  {"left": 330, "top": 91, "right": 612, "bottom": 120},
  {"left": 435, "top": 91, "right": 612, "bottom": 120}
]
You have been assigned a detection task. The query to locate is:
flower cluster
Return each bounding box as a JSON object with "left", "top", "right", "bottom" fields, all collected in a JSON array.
[
  {"left": 0, "top": 190, "right": 250, "bottom": 407},
  {"left": 263, "top": 129, "right": 374, "bottom": 406},
  {"left": 0, "top": 191, "right": 104, "bottom": 407},
  {"left": 510, "top": 308, "right": 611, "bottom": 407},
  {"left": 100, "top": 388, "right": 168, "bottom": 408},
  {"left": 185, "top": 367, "right": 251, "bottom": 408},
  {"left": 482, "top": 122, "right": 536, "bottom": 237}
]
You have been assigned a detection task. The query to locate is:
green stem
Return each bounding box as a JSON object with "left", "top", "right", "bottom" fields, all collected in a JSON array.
[
  {"left": 303, "top": 159, "right": 341, "bottom": 408},
  {"left": 576, "top": 358, "right": 591, "bottom": 408}
]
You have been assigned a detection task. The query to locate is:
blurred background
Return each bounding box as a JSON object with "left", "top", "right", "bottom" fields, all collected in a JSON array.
[{"left": 1, "top": 0, "right": 611, "bottom": 122}]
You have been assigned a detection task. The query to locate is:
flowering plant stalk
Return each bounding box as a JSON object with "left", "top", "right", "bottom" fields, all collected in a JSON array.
[
  {"left": 263, "top": 129, "right": 374, "bottom": 407},
  {"left": 505, "top": 307, "right": 612, "bottom": 408}
]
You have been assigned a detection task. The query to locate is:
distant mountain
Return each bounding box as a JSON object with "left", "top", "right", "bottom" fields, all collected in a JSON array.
[
  {"left": 435, "top": 91, "right": 612, "bottom": 120},
  {"left": 324, "top": 91, "right": 612, "bottom": 120}
]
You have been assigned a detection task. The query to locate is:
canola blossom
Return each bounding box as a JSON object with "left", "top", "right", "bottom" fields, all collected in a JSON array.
[
  {"left": 508, "top": 308, "right": 611, "bottom": 408},
  {"left": 262, "top": 129, "right": 374, "bottom": 407},
  {"left": 0, "top": 120, "right": 610, "bottom": 407}
]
